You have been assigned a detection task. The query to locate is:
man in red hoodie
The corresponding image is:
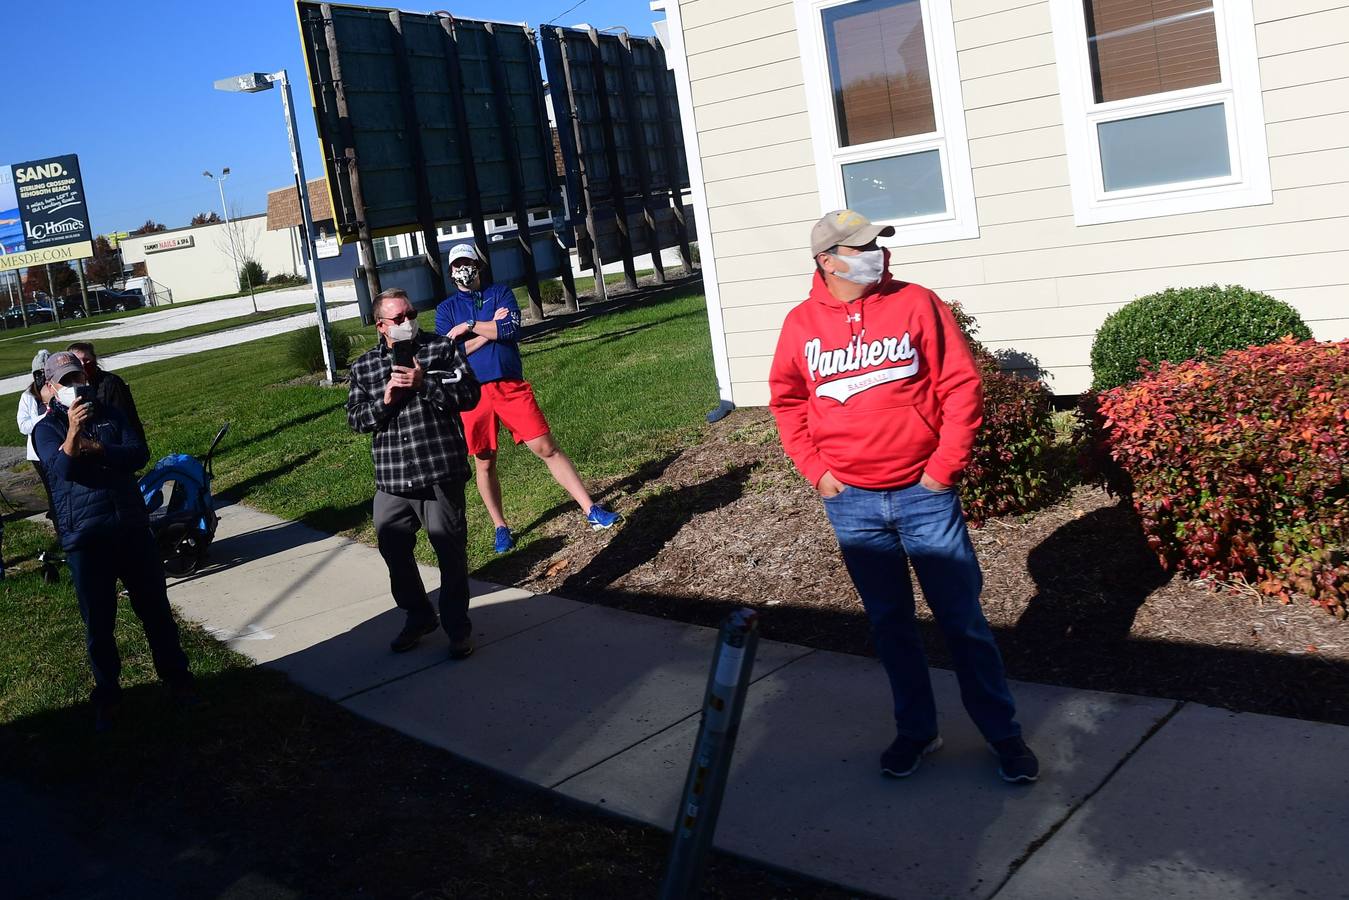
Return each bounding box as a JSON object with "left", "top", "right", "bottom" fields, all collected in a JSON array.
[{"left": 769, "top": 209, "right": 1037, "bottom": 784}]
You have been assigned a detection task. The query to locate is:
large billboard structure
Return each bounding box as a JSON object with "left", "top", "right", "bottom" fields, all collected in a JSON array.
[
  {"left": 296, "top": 1, "right": 568, "bottom": 314},
  {"left": 540, "top": 25, "right": 693, "bottom": 290},
  {"left": 0, "top": 153, "right": 94, "bottom": 273}
]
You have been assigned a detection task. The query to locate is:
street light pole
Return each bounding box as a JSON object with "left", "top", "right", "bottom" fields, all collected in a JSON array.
[
  {"left": 274, "top": 69, "right": 337, "bottom": 383},
  {"left": 204, "top": 168, "right": 258, "bottom": 314},
  {"left": 214, "top": 69, "right": 336, "bottom": 383}
]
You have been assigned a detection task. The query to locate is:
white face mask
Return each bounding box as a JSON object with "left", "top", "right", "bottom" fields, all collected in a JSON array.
[
  {"left": 386, "top": 318, "right": 419, "bottom": 343},
  {"left": 56, "top": 385, "right": 80, "bottom": 408},
  {"left": 830, "top": 248, "right": 885, "bottom": 286},
  {"left": 451, "top": 264, "right": 477, "bottom": 290}
]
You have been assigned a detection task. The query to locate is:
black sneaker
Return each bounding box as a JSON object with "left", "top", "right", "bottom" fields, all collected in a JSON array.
[
  {"left": 449, "top": 633, "right": 475, "bottom": 660},
  {"left": 990, "top": 736, "right": 1040, "bottom": 783},
  {"left": 390, "top": 616, "right": 439, "bottom": 653},
  {"left": 94, "top": 701, "right": 120, "bottom": 734},
  {"left": 880, "top": 734, "right": 942, "bottom": 778}
]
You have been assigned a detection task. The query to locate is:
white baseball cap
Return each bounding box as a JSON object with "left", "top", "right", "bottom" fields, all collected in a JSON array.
[{"left": 448, "top": 243, "right": 480, "bottom": 264}]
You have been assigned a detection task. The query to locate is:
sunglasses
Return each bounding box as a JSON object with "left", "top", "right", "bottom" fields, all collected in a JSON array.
[{"left": 380, "top": 311, "right": 416, "bottom": 325}]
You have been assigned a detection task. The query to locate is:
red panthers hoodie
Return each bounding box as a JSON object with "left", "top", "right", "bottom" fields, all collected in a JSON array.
[{"left": 768, "top": 270, "right": 982, "bottom": 490}]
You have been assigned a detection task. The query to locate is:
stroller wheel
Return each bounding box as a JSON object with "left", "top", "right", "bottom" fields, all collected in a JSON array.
[{"left": 159, "top": 523, "right": 206, "bottom": 578}]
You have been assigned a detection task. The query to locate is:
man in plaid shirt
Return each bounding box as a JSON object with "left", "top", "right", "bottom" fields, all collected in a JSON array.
[{"left": 348, "top": 288, "right": 482, "bottom": 658}]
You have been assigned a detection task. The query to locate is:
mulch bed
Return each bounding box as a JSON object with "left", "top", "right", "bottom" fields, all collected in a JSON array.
[{"left": 478, "top": 407, "right": 1349, "bottom": 727}]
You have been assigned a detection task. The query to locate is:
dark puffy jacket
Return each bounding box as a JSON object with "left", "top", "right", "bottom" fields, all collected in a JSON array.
[{"left": 33, "top": 402, "right": 149, "bottom": 550}]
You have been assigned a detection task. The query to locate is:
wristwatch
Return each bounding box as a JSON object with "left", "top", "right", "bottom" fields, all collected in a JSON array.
[{"left": 462, "top": 319, "right": 476, "bottom": 334}]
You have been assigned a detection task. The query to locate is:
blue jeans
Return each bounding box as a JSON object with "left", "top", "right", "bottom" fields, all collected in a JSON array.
[
  {"left": 823, "top": 482, "right": 1020, "bottom": 743},
  {"left": 66, "top": 526, "right": 191, "bottom": 705}
]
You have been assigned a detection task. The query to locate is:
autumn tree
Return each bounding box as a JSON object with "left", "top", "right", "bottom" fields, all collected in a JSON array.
[
  {"left": 85, "top": 236, "right": 124, "bottom": 287},
  {"left": 131, "top": 219, "right": 168, "bottom": 235},
  {"left": 190, "top": 211, "right": 223, "bottom": 226}
]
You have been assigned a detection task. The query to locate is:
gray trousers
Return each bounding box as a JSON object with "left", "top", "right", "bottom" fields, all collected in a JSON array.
[{"left": 373, "top": 480, "right": 471, "bottom": 641}]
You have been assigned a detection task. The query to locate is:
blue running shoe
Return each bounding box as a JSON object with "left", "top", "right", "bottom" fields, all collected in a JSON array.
[
  {"left": 586, "top": 504, "right": 622, "bottom": 530},
  {"left": 493, "top": 526, "right": 516, "bottom": 554}
]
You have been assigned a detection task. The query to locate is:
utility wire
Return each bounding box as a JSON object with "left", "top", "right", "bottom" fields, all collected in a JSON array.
[{"left": 546, "top": 0, "right": 590, "bottom": 25}]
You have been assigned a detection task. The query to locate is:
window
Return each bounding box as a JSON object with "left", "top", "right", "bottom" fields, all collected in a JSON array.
[
  {"left": 796, "top": 0, "right": 977, "bottom": 245},
  {"left": 1049, "top": 0, "right": 1271, "bottom": 224}
]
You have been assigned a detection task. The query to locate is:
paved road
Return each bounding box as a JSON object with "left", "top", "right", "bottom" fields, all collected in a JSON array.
[
  {"left": 55, "top": 282, "right": 358, "bottom": 342},
  {"left": 0, "top": 297, "right": 362, "bottom": 396},
  {"left": 158, "top": 503, "right": 1349, "bottom": 900}
]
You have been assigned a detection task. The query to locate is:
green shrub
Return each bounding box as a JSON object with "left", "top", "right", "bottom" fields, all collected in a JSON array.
[
  {"left": 1095, "top": 338, "right": 1349, "bottom": 615},
  {"left": 239, "top": 259, "right": 268, "bottom": 292},
  {"left": 1090, "top": 284, "right": 1310, "bottom": 392},
  {"left": 267, "top": 272, "right": 307, "bottom": 287},
  {"left": 287, "top": 325, "right": 351, "bottom": 375},
  {"left": 948, "top": 300, "right": 1067, "bottom": 525}
]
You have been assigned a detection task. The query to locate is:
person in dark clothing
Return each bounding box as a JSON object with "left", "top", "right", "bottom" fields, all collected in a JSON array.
[
  {"left": 33, "top": 351, "right": 194, "bottom": 731},
  {"left": 66, "top": 341, "right": 146, "bottom": 446},
  {"left": 347, "top": 289, "right": 482, "bottom": 659}
]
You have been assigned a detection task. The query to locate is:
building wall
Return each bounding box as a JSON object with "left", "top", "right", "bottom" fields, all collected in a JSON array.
[
  {"left": 673, "top": 0, "right": 1349, "bottom": 403},
  {"left": 120, "top": 214, "right": 300, "bottom": 303}
]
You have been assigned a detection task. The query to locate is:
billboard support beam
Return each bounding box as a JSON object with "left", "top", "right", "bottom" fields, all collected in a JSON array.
[
  {"left": 484, "top": 22, "right": 543, "bottom": 321},
  {"left": 552, "top": 29, "right": 607, "bottom": 305},
  {"left": 389, "top": 9, "right": 446, "bottom": 302},
  {"left": 587, "top": 27, "right": 639, "bottom": 292},
  {"left": 321, "top": 3, "right": 381, "bottom": 298},
  {"left": 76, "top": 258, "right": 90, "bottom": 316},
  {"left": 437, "top": 15, "right": 494, "bottom": 285},
  {"left": 616, "top": 33, "right": 665, "bottom": 286},
  {"left": 647, "top": 36, "right": 694, "bottom": 275}
]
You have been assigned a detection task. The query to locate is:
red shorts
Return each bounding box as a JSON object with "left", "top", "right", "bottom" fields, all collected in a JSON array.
[{"left": 461, "top": 379, "right": 551, "bottom": 455}]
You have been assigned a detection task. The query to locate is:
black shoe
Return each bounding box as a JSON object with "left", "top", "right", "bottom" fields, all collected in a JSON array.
[
  {"left": 167, "top": 676, "right": 201, "bottom": 708},
  {"left": 94, "top": 701, "right": 120, "bottom": 734},
  {"left": 880, "top": 734, "right": 942, "bottom": 778},
  {"left": 990, "top": 736, "right": 1040, "bottom": 783},
  {"left": 449, "top": 633, "right": 475, "bottom": 660},
  {"left": 390, "top": 616, "right": 439, "bottom": 653}
]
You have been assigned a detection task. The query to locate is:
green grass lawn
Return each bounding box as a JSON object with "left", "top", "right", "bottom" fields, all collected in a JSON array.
[
  {"left": 0, "top": 302, "right": 317, "bottom": 378},
  {"left": 0, "top": 284, "right": 719, "bottom": 570}
]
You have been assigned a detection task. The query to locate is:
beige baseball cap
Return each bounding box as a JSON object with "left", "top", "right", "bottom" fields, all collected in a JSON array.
[{"left": 810, "top": 209, "right": 895, "bottom": 257}]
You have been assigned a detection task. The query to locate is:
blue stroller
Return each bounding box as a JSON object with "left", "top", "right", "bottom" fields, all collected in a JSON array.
[{"left": 139, "top": 423, "right": 230, "bottom": 577}]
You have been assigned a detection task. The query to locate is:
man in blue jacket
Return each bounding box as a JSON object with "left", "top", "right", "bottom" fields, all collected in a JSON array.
[
  {"left": 435, "top": 243, "right": 620, "bottom": 553},
  {"left": 33, "top": 351, "right": 193, "bottom": 731}
]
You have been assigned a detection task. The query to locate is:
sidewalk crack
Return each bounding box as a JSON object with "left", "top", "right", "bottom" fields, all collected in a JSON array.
[{"left": 986, "top": 698, "right": 1186, "bottom": 899}]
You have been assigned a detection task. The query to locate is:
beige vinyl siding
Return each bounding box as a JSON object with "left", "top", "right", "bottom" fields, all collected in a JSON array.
[{"left": 679, "top": 0, "right": 1349, "bottom": 401}]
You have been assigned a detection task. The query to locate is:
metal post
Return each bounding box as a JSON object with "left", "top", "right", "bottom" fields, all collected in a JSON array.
[
  {"left": 76, "top": 257, "right": 91, "bottom": 316},
  {"left": 658, "top": 609, "right": 760, "bottom": 900},
  {"left": 45, "top": 264, "right": 62, "bottom": 325},
  {"left": 277, "top": 68, "right": 338, "bottom": 384},
  {"left": 216, "top": 174, "right": 257, "bottom": 314}
]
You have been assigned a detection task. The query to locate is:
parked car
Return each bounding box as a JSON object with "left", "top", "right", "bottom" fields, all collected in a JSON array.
[{"left": 58, "top": 288, "right": 145, "bottom": 318}]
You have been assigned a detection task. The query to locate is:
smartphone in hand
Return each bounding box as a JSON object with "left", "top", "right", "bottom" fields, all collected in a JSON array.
[{"left": 392, "top": 340, "right": 416, "bottom": 369}]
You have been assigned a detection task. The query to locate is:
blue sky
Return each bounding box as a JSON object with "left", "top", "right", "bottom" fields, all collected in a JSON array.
[{"left": 0, "top": 0, "right": 662, "bottom": 235}]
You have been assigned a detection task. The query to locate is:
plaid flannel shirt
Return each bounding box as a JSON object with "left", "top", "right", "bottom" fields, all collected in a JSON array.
[{"left": 347, "top": 332, "right": 481, "bottom": 494}]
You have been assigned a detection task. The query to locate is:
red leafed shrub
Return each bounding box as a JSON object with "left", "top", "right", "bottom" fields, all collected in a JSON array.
[
  {"left": 947, "top": 301, "right": 1063, "bottom": 525},
  {"left": 1094, "top": 338, "right": 1349, "bottom": 615}
]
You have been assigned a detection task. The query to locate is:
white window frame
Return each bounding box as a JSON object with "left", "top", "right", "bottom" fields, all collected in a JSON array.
[
  {"left": 794, "top": 0, "right": 978, "bottom": 245},
  {"left": 1048, "top": 0, "right": 1272, "bottom": 225}
]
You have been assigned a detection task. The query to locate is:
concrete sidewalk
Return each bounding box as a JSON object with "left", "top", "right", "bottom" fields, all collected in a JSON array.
[{"left": 167, "top": 503, "right": 1349, "bottom": 900}]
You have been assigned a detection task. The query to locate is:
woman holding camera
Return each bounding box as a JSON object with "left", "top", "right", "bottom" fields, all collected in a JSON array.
[{"left": 32, "top": 351, "right": 194, "bottom": 731}]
